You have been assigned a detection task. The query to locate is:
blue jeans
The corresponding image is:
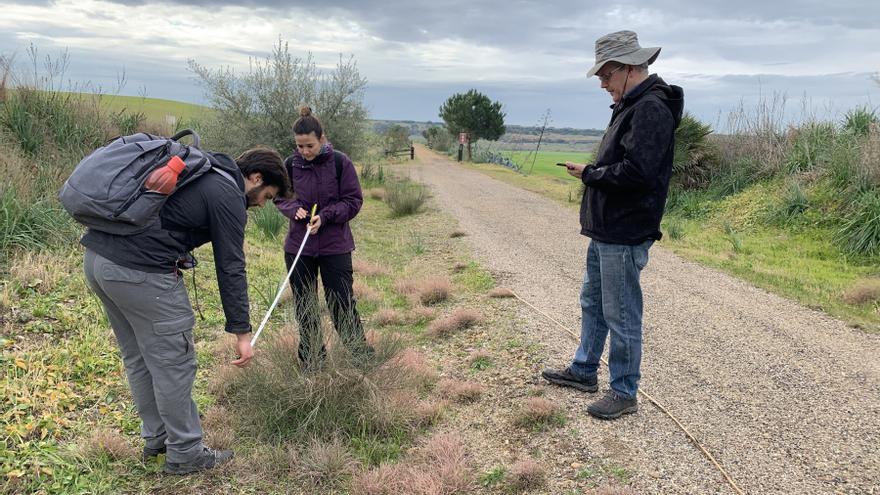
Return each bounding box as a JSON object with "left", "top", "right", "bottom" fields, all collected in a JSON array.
[{"left": 570, "top": 239, "right": 653, "bottom": 399}]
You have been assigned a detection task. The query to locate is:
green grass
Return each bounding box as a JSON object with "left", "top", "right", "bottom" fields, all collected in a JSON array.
[
  {"left": 501, "top": 150, "right": 592, "bottom": 179},
  {"left": 662, "top": 192, "right": 880, "bottom": 331},
  {"left": 70, "top": 93, "right": 209, "bottom": 125}
]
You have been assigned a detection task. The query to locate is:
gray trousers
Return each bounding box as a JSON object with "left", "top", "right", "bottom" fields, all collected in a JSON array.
[{"left": 84, "top": 249, "right": 203, "bottom": 463}]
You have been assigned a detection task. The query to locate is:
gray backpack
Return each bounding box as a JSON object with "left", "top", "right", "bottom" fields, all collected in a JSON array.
[{"left": 60, "top": 129, "right": 217, "bottom": 235}]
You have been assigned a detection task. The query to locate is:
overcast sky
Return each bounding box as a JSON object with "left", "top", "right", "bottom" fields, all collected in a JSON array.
[{"left": 1, "top": 0, "right": 878, "bottom": 129}]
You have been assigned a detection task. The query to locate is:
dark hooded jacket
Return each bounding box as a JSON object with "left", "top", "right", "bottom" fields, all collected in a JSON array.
[
  {"left": 580, "top": 74, "right": 684, "bottom": 244},
  {"left": 81, "top": 152, "right": 253, "bottom": 334},
  {"left": 275, "top": 143, "right": 363, "bottom": 257}
]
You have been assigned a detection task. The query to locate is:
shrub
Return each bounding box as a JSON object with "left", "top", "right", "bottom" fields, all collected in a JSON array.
[
  {"left": 385, "top": 179, "right": 427, "bottom": 217},
  {"left": 672, "top": 113, "right": 717, "bottom": 189},
  {"left": 394, "top": 276, "right": 452, "bottom": 305},
  {"left": 189, "top": 39, "right": 369, "bottom": 159}
]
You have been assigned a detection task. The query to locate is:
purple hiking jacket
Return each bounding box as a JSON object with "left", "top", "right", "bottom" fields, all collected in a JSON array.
[{"left": 275, "top": 144, "right": 363, "bottom": 257}]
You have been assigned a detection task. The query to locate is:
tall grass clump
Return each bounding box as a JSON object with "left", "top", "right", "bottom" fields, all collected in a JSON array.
[
  {"left": 786, "top": 121, "right": 836, "bottom": 173},
  {"left": 837, "top": 189, "right": 880, "bottom": 257},
  {"left": 251, "top": 201, "right": 286, "bottom": 239},
  {"left": 842, "top": 106, "right": 878, "bottom": 137},
  {"left": 222, "top": 328, "right": 420, "bottom": 445},
  {"left": 0, "top": 48, "right": 146, "bottom": 261},
  {"left": 385, "top": 179, "right": 427, "bottom": 217},
  {"left": 359, "top": 161, "right": 386, "bottom": 188}
]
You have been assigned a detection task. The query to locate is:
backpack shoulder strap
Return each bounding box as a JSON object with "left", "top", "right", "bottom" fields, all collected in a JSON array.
[{"left": 334, "top": 150, "right": 344, "bottom": 192}]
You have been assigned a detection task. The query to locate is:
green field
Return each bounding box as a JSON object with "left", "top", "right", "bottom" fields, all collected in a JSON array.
[
  {"left": 502, "top": 150, "right": 592, "bottom": 179},
  {"left": 63, "top": 93, "right": 210, "bottom": 124}
]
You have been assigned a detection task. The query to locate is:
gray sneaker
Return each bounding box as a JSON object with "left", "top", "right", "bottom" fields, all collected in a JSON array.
[
  {"left": 163, "top": 447, "right": 234, "bottom": 475},
  {"left": 587, "top": 390, "right": 638, "bottom": 420},
  {"left": 541, "top": 366, "right": 598, "bottom": 393}
]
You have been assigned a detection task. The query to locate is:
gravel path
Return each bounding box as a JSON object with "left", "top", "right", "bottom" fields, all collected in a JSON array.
[{"left": 408, "top": 146, "right": 880, "bottom": 495}]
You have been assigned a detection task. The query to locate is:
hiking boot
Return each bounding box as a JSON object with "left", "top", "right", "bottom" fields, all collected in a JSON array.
[
  {"left": 163, "top": 447, "right": 234, "bottom": 475},
  {"left": 541, "top": 367, "right": 598, "bottom": 393},
  {"left": 142, "top": 445, "right": 166, "bottom": 463},
  {"left": 587, "top": 390, "right": 638, "bottom": 420}
]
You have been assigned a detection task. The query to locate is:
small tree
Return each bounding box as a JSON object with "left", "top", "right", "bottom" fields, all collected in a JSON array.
[
  {"left": 423, "top": 126, "right": 453, "bottom": 151},
  {"left": 384, "top": 124, "right": 411, "bottom": 152},
  {"left": 188, "top": 39, "right": 369, "bottom": 158},
  {"left": 439, "top": 89, "right": 505, "bottom": 160}
]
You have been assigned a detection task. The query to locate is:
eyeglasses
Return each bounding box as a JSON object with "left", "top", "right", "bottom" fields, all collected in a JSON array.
[{"left": 597, "top": 65, "right": 625, "bottom": 83}]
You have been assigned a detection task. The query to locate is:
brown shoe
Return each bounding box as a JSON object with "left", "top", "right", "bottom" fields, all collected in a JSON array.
[{"left": 587, "top": 390, "right": 638, "bottom": 420}]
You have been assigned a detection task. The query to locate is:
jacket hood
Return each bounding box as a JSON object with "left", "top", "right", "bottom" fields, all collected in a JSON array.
[{"left": 621, "top": 74, "right": 684, "bottom": 129}]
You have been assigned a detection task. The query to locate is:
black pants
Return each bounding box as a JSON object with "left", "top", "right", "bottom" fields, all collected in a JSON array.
[{"left": 285, "top": 252, "right": 366, "bottom": 364}]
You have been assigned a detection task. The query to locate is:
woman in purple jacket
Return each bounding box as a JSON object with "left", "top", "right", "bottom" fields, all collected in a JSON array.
[{"left": 275, "top": 106, "right": 369, "bottom": 367}]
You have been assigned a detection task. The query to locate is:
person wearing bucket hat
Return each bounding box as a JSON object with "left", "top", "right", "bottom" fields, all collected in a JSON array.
[{"left": 542, "top": 30, "right": 684, "bottom": 420}]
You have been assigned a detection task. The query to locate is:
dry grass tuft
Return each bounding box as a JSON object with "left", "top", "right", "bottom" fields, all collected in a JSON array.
[
  {"left": 387, "top": 348, "right": 438, "bottom": 389},
  {"left": 514, "top": 397, "right": 560, "bottom": 427},
  {"left": 352, "top": 433, "right": 474, "bottom": 495},
  {"left": 367, "top": 187, "right": 387, "bottom": 201},
  {"left": 396, "top": 276, "right": 453, "bottom": 305},
  {"left": 351, "top": 464, "right": 401, "bottom": 495},
  {"left": 488, "top": 287, "right": 516, "bottom": 298},
  {"left": 452, "top": 262, "right": 468, "bottom": 273},
  {"left": 437, "top": 379, "right": 484, "bottom": 403},
  {"left": 81, "top": 428, "right": 135, "bottom": 461},
  {"left": 300, "top": 437, "right": 359, "bottom": 487},
  {"left": 427, "top": 308, "right": 482, "bottom": 338},
  {"left": 843, "top": 278, "right": 880, "bottom": 305},
  {"left": 407, "top": 306, "right": 437, "bottom": 323},
  {"left": 467, "top": 350, "right": 493, "bottom": 369},
  {"left": 9, "top": 251, "right": 67, "bottom": 294},
  {"left": 592, "top": 487, "right": 636, "bottom": 495},
  {"left": 203, "top": 405, "right": 235, "bottom": 450},
  {"left": 353, "top": 259, "right": 391, "bottom": 277},
  {"left": 372, "top": 308, "right": 403, "bottom": 326},
  {"left": 208, "top": 364, "right": 244, "bottom": 400},
  {"left": 354, "top": 280, "right": 382, "bottom": 303},
  {"left": 414, "top": 399, "right": 448, "bottom": 427},
  {"left": 449, "top": 230, "right": 466, "bottom": 238},
  {"left": 506, "top": 458, "right": 547, "bottom": 491}
]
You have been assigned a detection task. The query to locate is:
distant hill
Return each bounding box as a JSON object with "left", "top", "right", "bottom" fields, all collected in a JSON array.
[{"left": 370, "top": 119, "right": 604, "bottom": 152}]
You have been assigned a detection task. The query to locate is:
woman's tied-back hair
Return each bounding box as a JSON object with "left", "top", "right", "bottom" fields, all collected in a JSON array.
[
  {"left": 293, "top": 105, "right": 323, "bottom": 138},
  {"left": 235, "top": 147, "right": 291, "bottom": 198}
]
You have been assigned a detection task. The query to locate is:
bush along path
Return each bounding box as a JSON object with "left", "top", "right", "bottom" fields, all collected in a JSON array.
[{"left": 404, "top": 145, "right": 880, "bottom": 495}]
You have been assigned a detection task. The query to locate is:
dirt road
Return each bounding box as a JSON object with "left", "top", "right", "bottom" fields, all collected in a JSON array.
[{"left": 408, "top": 147, "right": 880, "bottom": 495}]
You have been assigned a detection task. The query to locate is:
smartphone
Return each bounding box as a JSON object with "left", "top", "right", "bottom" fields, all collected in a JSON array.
[{"left": 556, "top": 162, "right": 568, "bottom": 167}]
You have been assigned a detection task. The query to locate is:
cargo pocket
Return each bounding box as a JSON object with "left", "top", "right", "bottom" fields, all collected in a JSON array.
[
  {"left": 101, "top": 264, "right": 147, "bottom": 284},
  {"left": 153, "top": 313, "right": 196, "bottom": 365}
]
